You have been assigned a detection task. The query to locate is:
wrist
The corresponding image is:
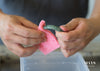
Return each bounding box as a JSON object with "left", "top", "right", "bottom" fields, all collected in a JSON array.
[{"left": 88, "top": 17, "right": 100, "bottom": 34}]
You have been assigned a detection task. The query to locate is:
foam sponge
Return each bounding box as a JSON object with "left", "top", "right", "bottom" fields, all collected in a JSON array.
[{"left": 38, "top": 20, "right": 60, "bottom": 55}]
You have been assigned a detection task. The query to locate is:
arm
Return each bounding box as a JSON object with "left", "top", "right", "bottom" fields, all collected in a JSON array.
[
  {"left": 56, "top": 0, "right": 100, "bottom": 57},
  {"left": 89, "top": 0, "right": 100, "bottom": 33},
  {"left": 0, "top": 9, "right": 45, "bottom": 57}
]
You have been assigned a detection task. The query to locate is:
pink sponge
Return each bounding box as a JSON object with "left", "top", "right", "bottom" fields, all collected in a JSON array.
[{"left": 38, "top": 20, "right": 60, "bottom": 55}]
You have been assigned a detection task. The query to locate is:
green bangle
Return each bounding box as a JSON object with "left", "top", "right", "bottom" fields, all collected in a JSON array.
[{"left": 44, "top": 25, "right": 63, "bottom": 32}]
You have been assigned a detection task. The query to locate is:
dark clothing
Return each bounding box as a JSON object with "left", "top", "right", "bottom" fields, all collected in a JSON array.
[
  {"left": 0, "top": 0, "right": 88, "bottom": 25},
  {"left": 0, "top": 0, "right": 88, "bottom": 44}
]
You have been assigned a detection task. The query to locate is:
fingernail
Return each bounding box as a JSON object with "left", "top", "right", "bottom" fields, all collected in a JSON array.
[{"left": 60, "top": 26, "right": 69, "bottom": 32}]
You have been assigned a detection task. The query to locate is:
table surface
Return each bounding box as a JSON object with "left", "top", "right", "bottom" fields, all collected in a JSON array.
[{"left": 0, "top": 56, "right": 100, "bottom": 71}]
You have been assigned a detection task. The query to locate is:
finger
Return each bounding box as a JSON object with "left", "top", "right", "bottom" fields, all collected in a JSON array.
[
  {"left": 64, "top": 39, "right": 81, "bottom": 50},
  {"left": 65, "top": 46, "right": 83, "bottom": 57},
  {"left": 61, "top": 47, "right": 77, "bottom": 58},
  {"left": 60, "top": 40, "right": 82, "bottom": 58},
  {"left": 12, "top": 23, "right": 44, "bottom": 38},
  {"left": 3, "top": 39, "right": 39, "bottom": 57},
  {"left": 16, "top": 44, "right": 39, "bottom": 57},
  {"left": 2, "top": 39, "right": 24, "bottom": 56},
  {"left": 56, "top": 31, "right": 69, "bottom": 41},
  {"left": 61, "top": 48, "right": 69, "bottom": 58},
  {"left": 60, "top": 18, "right": 79, "bottom": 31},
  {"left": 11, "top": 44, "right": 39, "bottom": 57},
  {"left": 61, "top": 44, "right": 83, "bottom": 58},
  {"left": 7, "top": 34, "right": 45, "bottom": 45},
  {"left": 56, "top": 31, "right": 79, "bottom": 41},
  {"left": 17, "top": 17, "right": 38, "bottom": 29},
  {"left": 58, "top": 38, "right": 68, "bottom": 49},
  {"left": 58, "top": 37, "right": 81, "bottom": 50}
]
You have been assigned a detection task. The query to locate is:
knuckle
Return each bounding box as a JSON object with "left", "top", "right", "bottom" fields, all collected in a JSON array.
[
  {"left": 6, "top": 24, "right": 13, "bottom": 31},
  {"left": 65, "top": 35, "right": 71, "bottom": 40}
]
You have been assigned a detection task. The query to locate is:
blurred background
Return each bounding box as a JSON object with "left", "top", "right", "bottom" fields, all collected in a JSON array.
[{"left": 0, "top": 0, "right": 100, "bottom": 71}]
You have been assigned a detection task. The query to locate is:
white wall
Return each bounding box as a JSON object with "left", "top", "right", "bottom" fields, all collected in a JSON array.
[{"left": 86, "top": 0, "right": 95, "bottom": 18}]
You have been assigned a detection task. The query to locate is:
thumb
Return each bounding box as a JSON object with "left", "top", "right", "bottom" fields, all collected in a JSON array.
[{"left": 60, "top": 19, "right": 79, "bottom": 32}]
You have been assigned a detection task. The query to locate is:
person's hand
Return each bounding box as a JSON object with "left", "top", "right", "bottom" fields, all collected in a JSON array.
[
  {"left": 0, "top": 11, "right": 46, "bottom": 57},
  {"left": 56, "top": 18, "right": 99, "bottom": 57}
]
